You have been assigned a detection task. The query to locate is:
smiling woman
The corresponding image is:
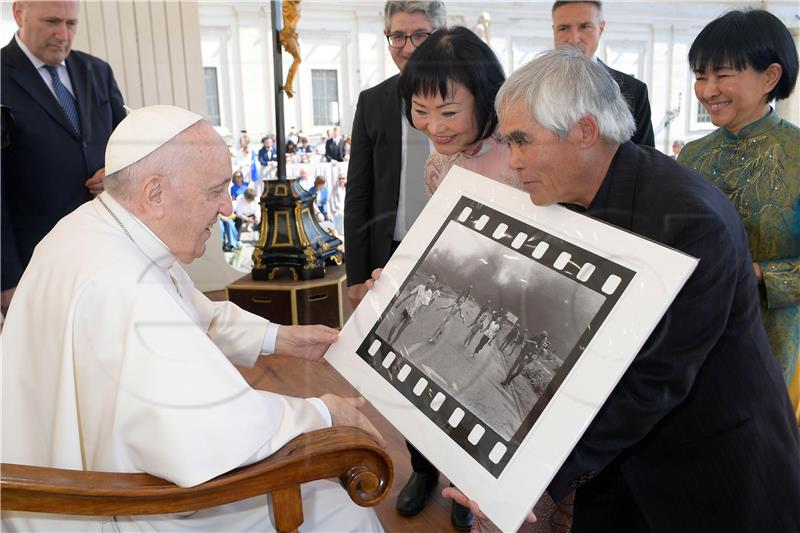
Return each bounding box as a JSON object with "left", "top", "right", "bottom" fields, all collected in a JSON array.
[
  {"left": 398, "top": 26, "right": 520, "bottom": 196},
  {"left": 678, "top": 9, "right": 800, "bottom": 421}
]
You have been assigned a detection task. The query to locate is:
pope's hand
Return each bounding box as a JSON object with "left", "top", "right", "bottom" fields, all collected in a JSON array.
[
  {"left": 274, "top": 324, "right": 338, "bottom": 361},
  {"left": 442, "top": 487, "right": 537, "bottom": 524},
  {"left": 364, "top": 268, "right": 383, "bottom": 291},
  {"left": 320, "top": 394, "right": 386, "bottom": 447}
]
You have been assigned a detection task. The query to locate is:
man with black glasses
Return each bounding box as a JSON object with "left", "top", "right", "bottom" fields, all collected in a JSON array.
[{"left": 345, "top": 1, "right": 476, "bottom": 529}]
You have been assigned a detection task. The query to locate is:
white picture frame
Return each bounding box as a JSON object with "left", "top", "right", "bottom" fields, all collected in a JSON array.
[{"left": 325, "top": 166, "right": 697, "bottom": 531}]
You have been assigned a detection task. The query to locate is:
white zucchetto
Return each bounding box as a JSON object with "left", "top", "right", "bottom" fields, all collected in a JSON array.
[{"left": 105, "top": 105, "right": 203, "bottom": 174}]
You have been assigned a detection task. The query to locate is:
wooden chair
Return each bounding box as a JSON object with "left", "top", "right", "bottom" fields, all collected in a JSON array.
[{"left": 1, "top": 426, "right": 393, "bottom": 533}]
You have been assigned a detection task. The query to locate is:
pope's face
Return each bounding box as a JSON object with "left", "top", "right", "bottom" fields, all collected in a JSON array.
[
  {"left": 14, "top": 1, "right": 79, "bottom": 66},
  {"left": 162, "top": 125, "right": 234, "bottom": 263}
]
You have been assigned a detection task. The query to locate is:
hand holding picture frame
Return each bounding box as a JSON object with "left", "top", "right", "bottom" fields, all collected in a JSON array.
[{"left": 326, "top": 167, "right": 697, "bottom": 531}]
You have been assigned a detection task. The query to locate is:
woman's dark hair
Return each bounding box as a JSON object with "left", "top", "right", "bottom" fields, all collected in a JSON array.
[
  {"left": 688, "top": 9, "right": 798, "bottom": 101},
  {"left": 399, "top": 26, "right": 506, "bottom": 144}
]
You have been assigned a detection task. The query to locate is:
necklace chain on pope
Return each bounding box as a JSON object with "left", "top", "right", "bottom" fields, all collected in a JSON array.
[{"left": 97, "top": 195, "right": 183, "bottom": 298}]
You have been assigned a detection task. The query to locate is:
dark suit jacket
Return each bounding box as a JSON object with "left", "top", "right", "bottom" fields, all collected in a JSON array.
[
  {"left": 344, "top": 75, "right": 403, "bottom": 285},
  {"left": 1, "top": 37, "right": 126, "bottom": 290},
  {"left": 602, "top": 61, "right": 654, "bottom": 147},
  {"left": 550, "top": 142, "right": 800, "bottom": 532},
  {"left": 325, "top": 137, "right": 345, "bottom": 162},
  {"left": 257, "top": 145, "right": 277, "bottom": 164}
]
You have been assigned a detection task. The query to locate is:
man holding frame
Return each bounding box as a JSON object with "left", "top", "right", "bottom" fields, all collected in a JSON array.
[{"left": 439, "top": 48, "right": 800, "bottom": 531}]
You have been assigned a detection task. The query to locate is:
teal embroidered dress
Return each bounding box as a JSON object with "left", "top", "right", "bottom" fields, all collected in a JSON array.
[{"left": 679, "top": 110, "right": 799, "bottom": 384}]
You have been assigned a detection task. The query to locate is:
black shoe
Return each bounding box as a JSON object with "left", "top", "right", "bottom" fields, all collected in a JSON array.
[
  {"left": 396, "top": 472, "right": 439, "bottom": 516},
  {"left": 451, "top": 500, "right": 474, "bottom": 531}
]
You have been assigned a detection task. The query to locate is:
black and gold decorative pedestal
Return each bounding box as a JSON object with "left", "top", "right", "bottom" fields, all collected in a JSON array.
[
  {"left": 227, "top": 263, "right": 346, "bottom": 328},
  {"left": 252, "top": 178, "right": 343, "bottom": 281}
]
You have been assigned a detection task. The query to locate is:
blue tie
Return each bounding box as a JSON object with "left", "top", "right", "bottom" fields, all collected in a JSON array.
[{"left": 43, "top": 65, "right": 81, "bottom": 136}]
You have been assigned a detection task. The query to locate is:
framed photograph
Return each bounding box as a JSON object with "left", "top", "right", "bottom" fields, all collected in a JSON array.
[{"left": 326, "top": 167, "right": 697, "bottom": 531}]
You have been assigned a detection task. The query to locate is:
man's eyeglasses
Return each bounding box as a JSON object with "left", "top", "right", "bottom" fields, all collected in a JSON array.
[{"left": 386, "top": 31, "right": 431, "bottom": 49}]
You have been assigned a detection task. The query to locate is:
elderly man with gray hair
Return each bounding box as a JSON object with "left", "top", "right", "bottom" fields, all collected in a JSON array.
[{"left": 444, "top": 48, "right": 800, "bottom": 532}]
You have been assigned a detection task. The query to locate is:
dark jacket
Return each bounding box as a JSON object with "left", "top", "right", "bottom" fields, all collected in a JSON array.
[
  {"left": 1, "top": 37, "right": 126, "bottom": 289},
  {"left": 602, "top": 61, "right": 655, "bottom": 147},
  {"left": 325, "top": 136, "right": 345, "bottom": 162},
  {"left": 344, "top": 75, "right": 403, "bottom": 284},
  {"left": 552, "top": 142, "right": 800, "bottom": 532},
  {"left": 257, "top": 145, "right": 277, "bottom": 164}
]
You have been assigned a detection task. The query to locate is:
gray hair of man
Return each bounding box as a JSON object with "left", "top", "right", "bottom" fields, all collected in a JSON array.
[
  {"left": 383, "top": 1, "right": 447, "bottom": 33},
  {"left": 495, "top": 48, "right": 635, "bottom": 144}
]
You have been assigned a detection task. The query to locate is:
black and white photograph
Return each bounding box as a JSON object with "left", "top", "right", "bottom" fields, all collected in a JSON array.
[
  {"left": 328, "top": 167, "right": 699, "bottom": 530},
  {"left": 357, "top": 197, "right": 634, "bottom": 475},
  {"left": 373, "top": 220, "right": 606, "bottom": 442}
]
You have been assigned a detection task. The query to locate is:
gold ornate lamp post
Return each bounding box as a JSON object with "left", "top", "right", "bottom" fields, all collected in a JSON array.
[{"left": 252, "top": 0, "right": 342, "bottom": 281}]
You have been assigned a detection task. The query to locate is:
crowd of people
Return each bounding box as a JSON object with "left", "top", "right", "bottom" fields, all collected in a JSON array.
[
  {"left": 237, "top": 126, "right": 351, "bottom": 177},
  {"left": 220, "top": 126, "right": 351, "bottom": 253},
  {"left": 218, "top": 168, "right": 347, "bottom": 256},
  {"left": 386, "top": 277, "right": 557, "bottom": 387},
  {"left": 1, "top": 1, "right": 798, "bottom": 532}
]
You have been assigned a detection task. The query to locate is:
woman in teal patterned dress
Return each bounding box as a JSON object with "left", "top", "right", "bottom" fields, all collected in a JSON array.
[{"left": 678, "top": 9, "right": 800, "bottom": 421}]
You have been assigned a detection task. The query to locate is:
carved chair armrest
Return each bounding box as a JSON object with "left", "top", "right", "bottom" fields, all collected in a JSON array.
[{"left": 2, "top": 426, "right": 392, "bottom": 532}]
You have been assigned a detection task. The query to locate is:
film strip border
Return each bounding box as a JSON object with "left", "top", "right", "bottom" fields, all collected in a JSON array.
[
  {"left": 454, "top": 199, "right": 634, "bottom": 297},
  {"left": 359, "top": 332, "right": 517, "bottom": 476},
  {"left": 357, "top": 196, "right": 636, "bottom": 478}
]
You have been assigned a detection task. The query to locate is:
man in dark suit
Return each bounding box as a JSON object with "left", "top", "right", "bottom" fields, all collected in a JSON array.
[
  {"left": 1, "top": 0, "right": 126, "bottom": 314},
  {"left": 324, "top": 126, "right": 346, "bottom": 162},
  {"left": 552, "top": 1, "right": 654, "bottom": 147},
  {"left": 446, "top": 47, "right": 800, "bottom": 532},
  {"left": 345, "top": 0, "right": 474, "bottom": 528},
  {"left": 345, "top": 1, "right": 446, "bottom": 308},
  {"left": 257, "top": 136, "right": 278, "bottom": 164}
]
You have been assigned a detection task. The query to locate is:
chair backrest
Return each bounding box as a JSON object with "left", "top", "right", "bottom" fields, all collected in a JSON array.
[{"left": 2, "top": 427, "right": 393, "bottom": 533}]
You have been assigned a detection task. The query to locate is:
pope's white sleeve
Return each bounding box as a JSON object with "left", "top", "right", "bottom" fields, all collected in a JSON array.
[
  {"left": 306, "top": 396, "right": 332, "bottom": 427},
  {"left": 183, "top": 272, "right": 270, "bottom": 367},
  {"left": 260, "top": 323, "right": 280, "bottom": 355},
  {"left": 236, "top": 394, "right": 332, "bottom": 468},
  {"left": 73, "top": 277, "right": 328, "bottom": 488}
]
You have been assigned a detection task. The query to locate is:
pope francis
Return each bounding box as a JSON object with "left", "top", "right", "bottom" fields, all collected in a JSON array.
[{"left": 1, "top": 106, "right": 384, "bottom": 532}]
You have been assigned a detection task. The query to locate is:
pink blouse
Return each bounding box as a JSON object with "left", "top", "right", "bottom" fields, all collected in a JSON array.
[{"left": 424, "top": 132, "right": 521, "bottom": 197}]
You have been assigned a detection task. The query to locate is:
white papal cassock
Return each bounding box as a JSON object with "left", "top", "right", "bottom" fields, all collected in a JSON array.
[{"left": 1, "top": 192, "right": 383, "bottom": 532}]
